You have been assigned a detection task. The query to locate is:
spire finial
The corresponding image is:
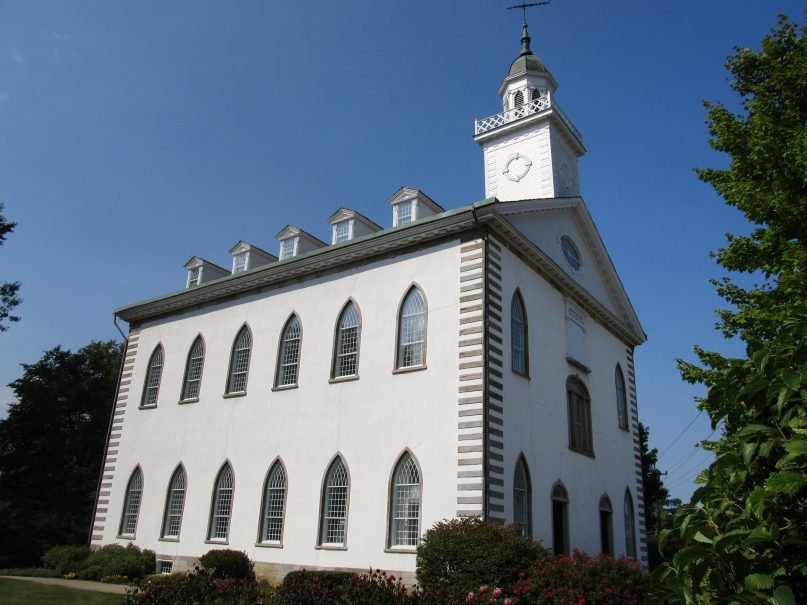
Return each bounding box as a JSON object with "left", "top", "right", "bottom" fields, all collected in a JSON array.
[{"left": 507, "top": 1, "right": 550, "bottom": 55}]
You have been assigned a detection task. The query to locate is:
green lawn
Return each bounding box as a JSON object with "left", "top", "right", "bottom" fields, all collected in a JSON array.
[{"left": 0, "top": 578, "right": 126, "bottom": 605}]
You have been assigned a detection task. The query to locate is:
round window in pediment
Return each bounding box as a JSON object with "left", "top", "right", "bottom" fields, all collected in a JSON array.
[{"left": 560, "top": 235, "right": 582, "bottom": 272}]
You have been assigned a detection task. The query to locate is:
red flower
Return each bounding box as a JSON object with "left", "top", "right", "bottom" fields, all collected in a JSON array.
[{"left": 479, "top": 585, "right": 488, "bottom": 594}]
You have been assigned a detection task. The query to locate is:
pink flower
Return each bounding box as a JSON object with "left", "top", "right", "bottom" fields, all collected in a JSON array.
[
  {"left": 503, "top": 599, "right": 513, "bottom": 605},
  {"left": 479, "top": 585, "right": 488, "bottom": 594},
  {"left": 493, "top": 588, "right": 502, "bottom": 598},
  {"left": 467, "top": 592, "right": 476, "bottom": 602}
]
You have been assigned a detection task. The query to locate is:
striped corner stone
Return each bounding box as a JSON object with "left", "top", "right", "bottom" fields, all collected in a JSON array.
[
  {"left": 90, "top": 329, "right": 140, "bottom": 544},
  {"left": 626, "top": 347, "right": 648, "bottom": 568},
  {"left": 485, "top": 238, "right": 505, "bottom": 522},
  {"left": 457, "top": 240, "right": 485, "bottom": 517}
]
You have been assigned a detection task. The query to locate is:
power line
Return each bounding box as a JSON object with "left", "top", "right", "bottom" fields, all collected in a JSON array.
[{"left": 659, "top": 410, "right": 703, "bottom": 455}]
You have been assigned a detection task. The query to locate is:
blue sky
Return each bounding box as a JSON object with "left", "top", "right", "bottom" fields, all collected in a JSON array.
[{"left": 0, "top": 1, "right": 802, "bottom": 502}]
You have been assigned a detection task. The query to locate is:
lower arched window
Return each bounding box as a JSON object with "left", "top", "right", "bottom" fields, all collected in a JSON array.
[
  {"left": 551, "top": 483, "right": 569, "bottom": 556},
  {"left": 259, "top": 461, "right": 287, "bottom": 544},
  {"left": 161, "top": 465, "right": 186, "bottom": 538},
  {"left": 513, "top": 456, "right": 531, "bottom": 537},
  {"left": 319, "top": 457, "right": 349, "bottom": 546},
  {"left": 567, "top": 377, "right": 593, "bottom": 454},
  {"left": 208, "top": 463, "right": 234, "bottom": 541},
  {"left": 119, "top": 467, "right": 143, "bottom": 537},
  {"left": 389, "top": 453, "right": 421, "bottom": 547},
  {"left": 599, "top": 495, "right": 613, "bottom": 555},
  {"left": 624, "top": 489, "right": 637, "bottom": 559}
]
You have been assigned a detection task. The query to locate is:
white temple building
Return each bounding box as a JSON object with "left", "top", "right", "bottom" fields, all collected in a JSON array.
[{"left": 90, "top": 23, "right": 648, "bottom": 580}]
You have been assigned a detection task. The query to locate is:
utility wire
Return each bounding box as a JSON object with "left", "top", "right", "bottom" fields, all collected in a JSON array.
[{"left": 659, "top": 410, "right": 703, "bottom": 455}]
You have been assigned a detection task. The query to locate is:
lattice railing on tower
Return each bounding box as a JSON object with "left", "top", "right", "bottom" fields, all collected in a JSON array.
[{"left": 474, "top": 93, "right": 582, "bottom": 144}]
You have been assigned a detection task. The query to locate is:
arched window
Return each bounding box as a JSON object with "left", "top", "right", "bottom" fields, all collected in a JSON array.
[
  {"left": 259, "top": 461, "right": 287, "bottom": 544},
  {"left": 226, "top": 326, "right": 251, "bottom": 394},
  {"left": 615, "top": 364, "right": 629, "bottom": 430},
  {"left": 624, "top": 489, "right": 636, "bottom": 560},
  {"left": 397, "top": 287, "right": 426, "bottom": 369},
  {"left": 513, "top": 456, "right": 532, "bottom": 537},
  {"left": 514, "top": 90, "right": 524, "bottom": 108},
  {"left": 599, "top": 495, "right": 613, "bottom": 555},
  {"left": 275, "top": 315, "right": 302, "bottom": 387},
  {"left": 567, "top": 377, "right": 593, "bottom": 454},
  {"left": 208, "top": 463, "right": 234, "bottom": 541},
  {"left": 161, "top": 465, "right": 187, "bottom": 538},
  {"left": 180, "top": 336, "right": 205, "bottom": 401},
  {"left": 389, "top": 453, "right": 421, "bottom": 547},
  {"left": 511, "top": 291, "right": 528, "bottom": 375},
  {"left": 333, "top": 302, "right": 361, "bottom": 378},
  {"left": 531, "top": 88, "right": 542, "bottom": 102},
  {"left": 551, "top": 483, "right": 569, "bottom": 556},
  {"left": 319, "top": 457, "right": 349, "bottom": 546},
  {"left": 119, "top": 467, "right": 143, "bottom": 537},
  {"left": 141, "top": 345, "right": 164, "bottom": 407}
]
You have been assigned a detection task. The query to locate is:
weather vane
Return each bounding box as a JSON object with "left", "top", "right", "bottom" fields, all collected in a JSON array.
[{"left": 507, "top": 1, "right": 550, "bottom": 24}]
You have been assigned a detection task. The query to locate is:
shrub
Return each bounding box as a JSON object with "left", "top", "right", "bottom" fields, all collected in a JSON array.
[
  {"left": 42, "top": 544, "right": 90, "bottom": 575},
  {"left": 78, "top": 543, "right": 155, "bottom": 581},
  {"left": 416, "top": 517, "right": 547, "bottom": 603},
  {"left": 338, "top": 569, "right": 420, "bottom": 604},
  {"left": 199, "top": 549, "right": 254, "bottom": 580},
  {"left": 278, "top": 569, "right": 356, "bottom": 605},
  {"left": 512, "top": 550, "right": 649, "bottom": 605},
  {"left": 126, "top": 567, "right": 262, "bottom": 605},
  {"left": 0, "top": 567, "right": 60, "bottom": 577}
]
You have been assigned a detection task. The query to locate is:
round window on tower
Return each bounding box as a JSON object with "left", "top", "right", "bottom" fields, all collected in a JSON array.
[{"left": 560, "top": 235, "right": 582, "bottom": 272}]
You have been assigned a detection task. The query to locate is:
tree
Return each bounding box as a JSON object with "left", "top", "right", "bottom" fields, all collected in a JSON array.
[
  {"left": 640, "top": 422, "right": 670, "bottom": 569},
  {"left": 0, "top": 341, "right": 122, "bottom": 567},
  {"left": 650, "top": 14, "right": 807, "bottom": 604},
  {"left": 0, "top": 203, "right": 21, "bottom": 331}
]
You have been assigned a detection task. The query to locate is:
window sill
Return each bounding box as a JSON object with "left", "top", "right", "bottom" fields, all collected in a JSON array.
[
  {"left": 392, "top": 365, "right": 427, "bottom": 375},
  {"left": 565, "top": 356, "right": 591, "bottom": 373},
  {"left": 204, "top": 539, "right": 230, "bottom": 545},
  {"left": 568, "top": 446, "right": 595, "bottom": 459},
  {"left": 138, "top": 405, "right": 157, "bottom": 410},
  {"left": 116, "top": 534, "right": 136, "bottom": 540},
  {"left": 158, "top": 537, "right": 180, "bottom": 542},
  {"left": 271, "top": 384, "right": 298, "bottom": 392},
  {"left": 384, "top": 547, "right": 417, "bottom": 554},
  {"left": 178, "top": 398, "right": 199, "bottom": 405},
  {"left": 255, "top": 541, "right": 283, "bottom": 549},
  {"left": 512, "top": 369, "right": 530, "bottom": 380},
  {"left": 329, "top": 375, "right": 359, "bottom": 384},
  {"left": 619, "top": 424, "right": 631, "bottom": 432},
  {"left": 223, "top": 391, "right": 247, "bottom": 399},
  {"left": 315, "top": 545, "right": 347, "bottom": 551}
]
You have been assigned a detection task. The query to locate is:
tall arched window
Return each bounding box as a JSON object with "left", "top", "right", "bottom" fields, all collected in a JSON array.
[
  {"left": 208, "top": 463, "right": 234, "bottom": 541},
  {"left": 226, "top": 326, "right": 251, "bottom": 395},
  {"left": 389, "top": 453, "right": 421, "bottom": 547},
  {"left": 319, "top": 457, "right": 349, "bottom": 546},
  {"left": 567, "top": 377, "right": 593, "bottom": 454},
  {"left": 119, "top": 467, "right": 143, "bottom": 537},
  {"left": 397, "top": 287, "right": 426, "bottom": 369},
  {"left": 511, "top": 291, "right": 528, "bottom": 375},
  {"left": 551, "top": 483, "right": 569, "bottom": 556},
  {"left": 333, "top": 302, "right": 361, "bottom": 378},
  {"left": 624, "top": 489, "right": 636, "bottom": 560},
  {"left": 513, "top": 456, "right": 532, "bottom": 537},
  {"left": 599, "top": 495, "right": 613, "bottom": 556},
  {"left": 140, "top": 345, "right": 164, "bottom": 407},
  {"left": 615, "top": 364, "right": 629, "bottom": 430},
  {"left": 259, "top": 461, "right": 287, "bottom": 544},
  {"left": 275, "top": 315, "right": 302, "bottom": 387},
  {"left": 161, "top": 465, "right": 187, "bottom": 538},
  {"left": 180, "top": 336, "right": 205, "bottom": 401}
]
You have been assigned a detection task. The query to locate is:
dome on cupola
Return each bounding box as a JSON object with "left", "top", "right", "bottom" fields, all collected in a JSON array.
[
  {"left": 507, "top": 23, "right": 547, "bottom": 76},
  {"left": 497, "top": 22, "right": 558, "bottom": 97}
]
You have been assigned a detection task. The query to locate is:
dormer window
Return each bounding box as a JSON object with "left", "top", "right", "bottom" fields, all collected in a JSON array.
[
  {"left": 233, "top": 252, "right": 248, "bottom": 273},
  {"left": 187, "top": 267, "right": 201, "bottom": 288},
  {"left": 334, "top": 220, "right": 350, "bottom": 243},
  {"left": 280, "top": 238, "right": 296, "bottom": 260},
  {"left": 396, "top": 200, "right": 413, "bottom": 226}
]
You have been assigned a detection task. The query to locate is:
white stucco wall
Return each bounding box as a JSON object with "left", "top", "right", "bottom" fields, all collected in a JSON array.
[
  {"left": 495, "top": 241, "right": 639, "bottom": 558},
  {"left": 103, "top": 239, "right": 465, "bottom": 577}
]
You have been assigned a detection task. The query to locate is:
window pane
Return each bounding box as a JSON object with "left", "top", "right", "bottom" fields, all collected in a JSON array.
[
  {"left": 335, "top": 303, "right": 360, "bottom": 377},
  {"left": 261, "top": 463, "right": 287, "bottom": 543},
  {"left": 120, "top": 469, "right": 143, "bottom": 536},
  {"left": 335, "top": 221, "right": 350, "bottom": 243},
  {"left": 397, "top": 201, "right": 413, "bottom": 225},
  {"left": 163, "top": 467, "right": 186, "bottom": 538},
  {"left": 227, "top": 328, "right": 251, "bottom": 393},
  {"left": 277, "top": 317, "right": 301, "bottom": 386},
  {"left": 398, "top": 289, "right": 425, "bottom": 368},
  {"left": 616, "top": 366, "right": 628, "bottom": 429},
  {"left": 280, "top": 239, "right": 295, "bottom": 259},
  {"left": 142, "top": 346, "right": 164, "bottom": 407},
  {"left": 321, "top": 459, "right": 349, "bottom": 545},
  {"left": 391, "top": 455, "right": 420, "bottom": 547},
  {"left": 513, "top": 459, "right": 530, "bottom": 537},
  {"left": 182, "top": 338, "right": 204, "bottom": 400},
  {"left": 511, "top": 295, "right": 526, "bottom": 374},
  {"left": 234, "top": 252, "right": 247, "bottom": 273},
  {"left": 624, "top": 491, "right": 636, "bottom": 559},
  {"left": 210, "top": 466, "right": 234, "bottom": 540}
]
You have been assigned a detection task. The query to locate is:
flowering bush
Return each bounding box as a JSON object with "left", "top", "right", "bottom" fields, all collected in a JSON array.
[
  {"left": 101, "top": 573, "right": 130, "bottom": 584},
  {"left": 125, "top": 566, "right": 263, "bottom": 605},
  {"left": 79, "top": 543, "right": 155, "bottom": 581},
  {"left": 278, "top": 569, "right": 356, "bottom": 605},
  {"left": 511, "top": 550, "right": 648, "bottom": 605},
  {"left": 337, "top": 569, "right": 421, "bottom": 605},
  {"left": 199, "top": 549, "right": 254, "bottom": 580}
]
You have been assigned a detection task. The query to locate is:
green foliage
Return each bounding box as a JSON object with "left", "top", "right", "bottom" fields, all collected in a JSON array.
[
  {"left": 338, "top": 569, "right": 418, "bottom": 605},
  {"left": 79, "top": 544, "right": 155, "bottom": 582},
  {"left": 0, "top": 203, "right": 21, "bottom": 332},
  {"left": 41, "top": 545, "right": 91, "bottom": 575},
  {"left": 0, "top": 578, "right": 125, "bottom": 605},
  {"left": 0, "top": 340, "right": 123, "bottom": 567},
  {"left": 415, "top": 517, "right": 547, "bottom": 603},
  {"left": 126, "top": 568, "right": 261, "bottom": 605},
  {"left": 199, "top": 549, "right": 254, "bottom": 580},
  {"left": 278, "top": 570, "right": 357, "bottom": 605},
  {"left": 650, "top": 13, "right": 807, "bottom": 604},
  {"left": 0, "top": 567, "right": 61, "bottom": 578}
]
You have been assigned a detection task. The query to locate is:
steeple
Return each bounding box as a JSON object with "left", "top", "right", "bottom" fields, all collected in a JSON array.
[{"left": 473, "top": 21, "right": 585, "bottom": 201}]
